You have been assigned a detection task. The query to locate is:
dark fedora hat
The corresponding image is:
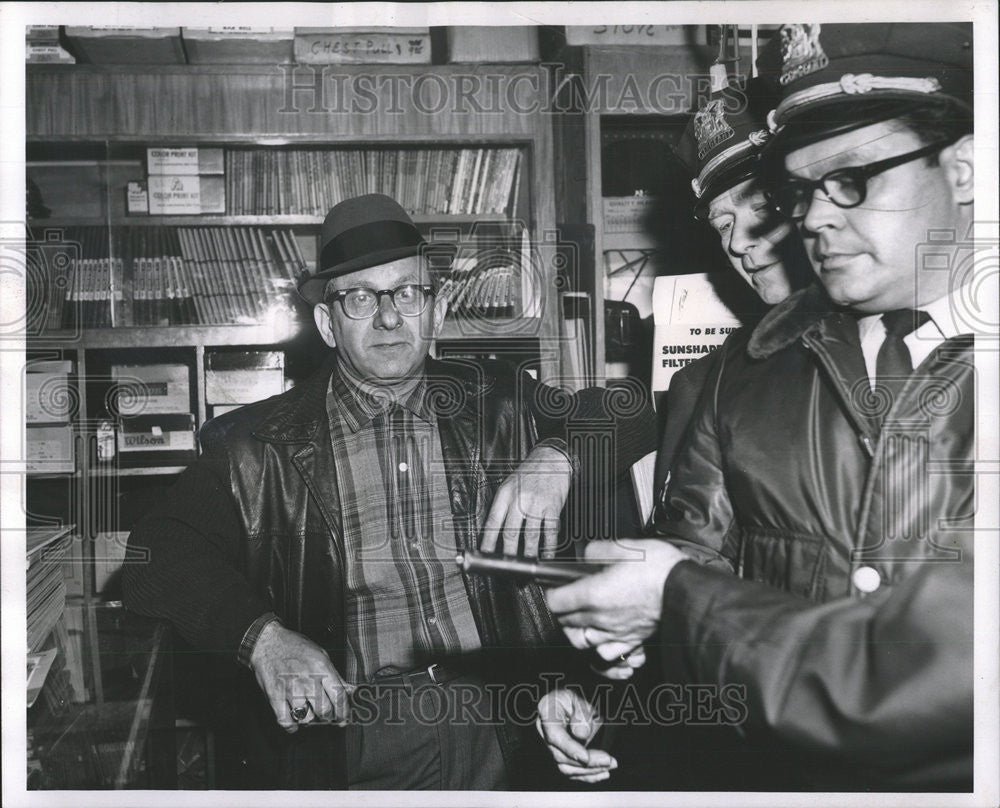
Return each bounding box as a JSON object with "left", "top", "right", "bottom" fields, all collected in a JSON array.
[{"left": 297, "top": 193, "right": 453, "bottom": 305}]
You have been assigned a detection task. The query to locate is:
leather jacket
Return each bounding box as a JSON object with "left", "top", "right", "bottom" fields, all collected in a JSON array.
[
  {"left": 123, "top": 355, "right": 577, "bottom": 788},
  {"left": 652, "top": 285, "right": 974, "bottom": 789}
]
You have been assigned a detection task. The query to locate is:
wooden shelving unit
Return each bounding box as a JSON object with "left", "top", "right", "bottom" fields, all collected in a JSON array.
[
  {"left": 26, "top": 59, "right": 563, "bottom": 601},
  {"left": 551, "top": 42, "right": 717, "bottom": 384}
]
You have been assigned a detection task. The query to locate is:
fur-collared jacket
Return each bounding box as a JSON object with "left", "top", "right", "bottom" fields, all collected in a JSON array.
[{"left": 652, "top": 284, "right": 974, "bottom": 790}]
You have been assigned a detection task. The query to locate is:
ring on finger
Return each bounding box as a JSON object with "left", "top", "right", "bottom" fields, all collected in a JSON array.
[{"left": 290, "top": 704, "right": 310, "bottom": 722}]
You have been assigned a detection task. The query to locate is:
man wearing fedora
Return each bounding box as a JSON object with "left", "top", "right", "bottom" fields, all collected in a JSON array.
[
  {"left": 542, "top": 22, "right": 978, "bottom": 791},
  {"left": 123, "top": 193, "right": 650, "bottom": 789}
]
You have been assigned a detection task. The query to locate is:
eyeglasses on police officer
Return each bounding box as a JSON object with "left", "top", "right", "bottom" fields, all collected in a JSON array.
[
  {"left": 326, "top": 284, "right": 436, "bottom": 320},
  {"left": 767, "top": 138, "right": 957, "bottom": 221}
]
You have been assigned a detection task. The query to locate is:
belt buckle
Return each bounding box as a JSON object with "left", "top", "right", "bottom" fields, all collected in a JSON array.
[{"left": 426, "top": 663, "right": 440, "bottom": 684}]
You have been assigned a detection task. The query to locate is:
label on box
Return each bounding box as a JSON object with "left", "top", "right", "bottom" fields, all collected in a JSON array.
[
  {"left": 112, "top": 364, "right": 190, "bottom": 415},
  {"left": 126, "top": 181, "right": 149, "bottom": 214},
  {"left": 565, "top": 25, "right": 703, "bottom": 46},
  {"left": 118, "top": 429, "right": 194, "bottom": 451},
  {"left": 206, "top": 368, "right": 284, "bottom": 405},
  {"left": 148, "top": 175, "right": 202, "bottom": 214},
  {"left": 201, "top": 26, "right": 294, "bottom": 37},
  {"left": 26, "top": 25, "right": 60, "bottom": 41},
  {"left": 68, "top": 26, "right": 173, "bottom": 33},
  {"left": 25, "top": 372, "right": 72, "bottom": 423},
  {"left": 147, "top": 175, "right": 225, "bottom": 214},
  {"left": 147, "top": 147, "right": 224, "bottom": 176},
  {"left": 206, "top": 350, "right": 284, "bottom": 371},
  {"left": 294, "top": 27, "right": 431, "bottom": 64},
  {"left": 26, "top": 426, "right": 75, "bottom": 473},
  {"left": 118, "top": 414, "right": 195, "bottom": 452},
  {"left": 26, "top": 45, "right": 76, "bottom": 64}
]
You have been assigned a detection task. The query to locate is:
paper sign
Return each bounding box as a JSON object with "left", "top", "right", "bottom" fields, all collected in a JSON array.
[
  {"left": 651, "top": 273, "right": 741, "bottom": 391},
  {"left": 565, "top": 25, "right": 706, "bottom": 46}
]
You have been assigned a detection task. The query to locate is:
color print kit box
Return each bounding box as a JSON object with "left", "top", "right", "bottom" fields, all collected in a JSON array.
[{"left": 146, "top": 148, "right": 225, "bottom": 215}]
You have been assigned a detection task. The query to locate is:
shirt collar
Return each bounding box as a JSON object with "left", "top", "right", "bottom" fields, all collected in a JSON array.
[
  {"left": 920, "top": 283, "right": 974, "bottom": 340},
  {"left": 328, "top": 359, "right": 435, "bottom": 433},
  {"left": 856, "top": 282, "right": 974, "bottom": 342}
]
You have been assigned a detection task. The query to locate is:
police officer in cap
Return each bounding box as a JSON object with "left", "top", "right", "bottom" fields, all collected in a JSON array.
[
  {"left": 542, "top": 23, "right": 978, "bottom": 791},
  {"left": 653, "top": 72, "right": 814, "bottom": 507}
]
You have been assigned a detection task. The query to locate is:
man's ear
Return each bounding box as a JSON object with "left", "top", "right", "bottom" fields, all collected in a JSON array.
[
  {"left": 941, "top": 134, "right": 974, "bottom": 205},
  {"left": 313, "top": 303, "right": 338, "bottom": 348}
]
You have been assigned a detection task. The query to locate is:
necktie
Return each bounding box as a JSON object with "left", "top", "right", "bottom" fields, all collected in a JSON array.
[{"left": 874, "top": 308, "right": 931, "bottom": 422}]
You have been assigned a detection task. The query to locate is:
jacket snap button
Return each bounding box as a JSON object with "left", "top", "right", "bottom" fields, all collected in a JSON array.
[{"left": 852, "top": 566, "right": 881, "bottom": 593}]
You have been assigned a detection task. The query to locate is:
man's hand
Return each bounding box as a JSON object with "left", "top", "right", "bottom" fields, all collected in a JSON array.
[
  {"left": 536, "top": 689, "right": 617, "bottom": 783},
  {"left": 249, "top": 620, "right": 355, "bottom": 733},
  {"left": 546, "top": 539, "right": 688, "bottom": 650},
  {"left": 480, "top": 444, "right": 573, "bottom": 558},
  {"left": 585, "top": 642, "right": 648, "bottom": 681}
]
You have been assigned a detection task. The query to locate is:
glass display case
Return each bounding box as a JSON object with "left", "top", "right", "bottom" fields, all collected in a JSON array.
[{"left": 26, "top": 602, "right": 174, "bottom": 790}]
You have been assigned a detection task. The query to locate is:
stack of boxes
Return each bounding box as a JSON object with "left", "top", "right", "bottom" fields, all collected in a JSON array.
[
  {"left": 55, "top": 25, "right": 544, "bottom": 67},
  {"left": 25, "top": 25, "right": 75, "bottom": 64},
  {"left": 111, "top": 363, "right": 196, "bottom": 466},
  {"left": 142, "top": 147, "right": 225, "bottom": 216},
  {"left": 25, "top": 360, "right": 76, "bottom": 474}
]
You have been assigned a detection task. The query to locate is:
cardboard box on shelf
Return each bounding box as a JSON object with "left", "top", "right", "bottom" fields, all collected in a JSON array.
[
  {"left": 205, "top": 351, "right": 284, "bottom": 405},
  {"left": 26, "top": 425, "right": 75, "bottom": 474},
  {"left": 25, "top": 370, "right": 74, "bottom": 424},
  {"left": 64, "top": 26, "right": 186, "bottom": 64},
  {"left": 182, "top": 27, "right": 294, "bottom": 64},
  {"left": 294, "top": 27, "right": 431, "bottom": 64},
  {"left": 146, "top": 147, "right": 225, "bottom": 176},
  {"left": 111, "top": 364, "right": 190, "bottom": 415},
  {"left": 444, "top": 27, "right": 539, "bottom": 63},
  {"left": 147, "top": 175, "right": 225, "bottom": 215},
  {"left": 117, "top": 413, "right": 196, "bottom": 467}
]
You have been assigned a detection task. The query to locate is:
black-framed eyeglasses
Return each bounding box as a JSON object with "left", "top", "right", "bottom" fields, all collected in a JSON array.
[
  {"left": 767, "top": 139, "right": 955, "bottom": 221},
  {"left": 326, "top": 284, "right": 435, "bottom": 320}
]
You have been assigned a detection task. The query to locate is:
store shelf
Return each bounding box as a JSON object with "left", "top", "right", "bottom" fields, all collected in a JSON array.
[
  {"left": 30, "top": 323, "right": 301, "bottom": 349},
  {"left": 28, "top": 213, "right": 513, "bottom": 228}
]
